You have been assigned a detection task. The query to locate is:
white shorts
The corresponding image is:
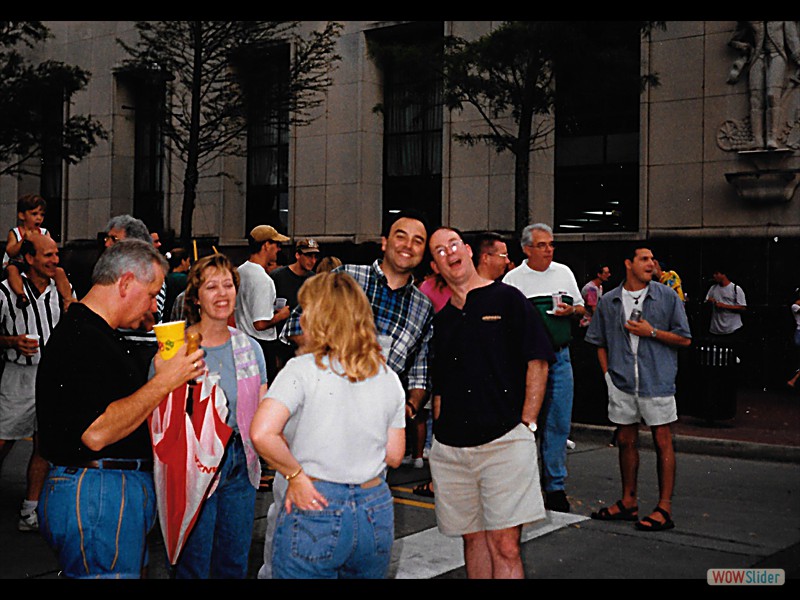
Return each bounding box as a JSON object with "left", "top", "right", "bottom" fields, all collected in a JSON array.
[
  {"left": 429, "top": 423, "right": 546, "bottom": 537},
  {"left": 605, "top": 371, "right": 677, "bottom": 427},
  {"left": 0, "top": 362, "right": 37, "bottom": 439}
]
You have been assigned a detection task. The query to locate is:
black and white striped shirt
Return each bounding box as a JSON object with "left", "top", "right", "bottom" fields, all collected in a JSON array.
[{"left": 0, "top": 275, "right": 72, "bottom": 366}]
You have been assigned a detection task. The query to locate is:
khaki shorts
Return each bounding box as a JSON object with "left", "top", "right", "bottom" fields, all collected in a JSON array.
[
  {"left": 605, "top": 371, "right": 677, "bottom": 427},
  {"left": 0, "top": 362, "right": 37, "bottom": 439},
  {"left": 429, "top": 423, "right": 546, "bottom": 537}
]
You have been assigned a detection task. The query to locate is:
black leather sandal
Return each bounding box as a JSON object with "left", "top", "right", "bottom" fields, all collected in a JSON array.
[
  {"left": 635, "top": 506, "right": 675, "bottom": 532},
  {"left": 591, "top": 500, "right": 638, "bottom": 521}
]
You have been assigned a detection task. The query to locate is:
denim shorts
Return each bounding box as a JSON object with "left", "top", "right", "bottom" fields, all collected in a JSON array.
[
  {"left": 39, "top": 465, "right": 157, "bottom": 579},
  {"left": 272, "top": 479, "right": 394, "bottom": 579}
]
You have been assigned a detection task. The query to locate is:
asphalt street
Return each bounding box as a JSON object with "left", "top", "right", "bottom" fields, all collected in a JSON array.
[{"left": 1, "top": 423, "right": 798, "bottom": 587}]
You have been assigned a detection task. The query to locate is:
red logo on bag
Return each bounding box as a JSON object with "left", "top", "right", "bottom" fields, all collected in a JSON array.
[{"left": 195, "top": 456, "right": 218, "bottom": 474}]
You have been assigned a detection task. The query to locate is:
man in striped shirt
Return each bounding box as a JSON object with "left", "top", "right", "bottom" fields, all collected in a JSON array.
[{"left": 0, "top": 233, "right": 74, "bottom": 532}]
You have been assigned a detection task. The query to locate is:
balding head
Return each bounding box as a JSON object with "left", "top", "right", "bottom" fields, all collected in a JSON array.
[{"left": 22, "top": 232, "right": 60, "bottom": 281}]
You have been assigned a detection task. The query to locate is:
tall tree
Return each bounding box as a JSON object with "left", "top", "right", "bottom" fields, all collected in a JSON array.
[
  {"left": 442, "top": 21, "right": 663, "bottom": 233},
  {"left": 0, "top": 21, "right": 106, "bottom": 178},
  {"left": 119, "top": 21, "right": 342, "bottom": 243}
]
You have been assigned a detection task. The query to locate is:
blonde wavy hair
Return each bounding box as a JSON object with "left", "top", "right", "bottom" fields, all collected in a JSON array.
[{"left": 298, "top": 271, "right": 386, "bottom": 382}]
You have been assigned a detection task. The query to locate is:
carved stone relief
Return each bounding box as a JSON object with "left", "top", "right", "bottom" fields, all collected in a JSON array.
[{"left": 718, "top": 21, "right": 800, "bottom": 152}]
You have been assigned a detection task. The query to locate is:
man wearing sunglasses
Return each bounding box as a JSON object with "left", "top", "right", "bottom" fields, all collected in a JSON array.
[{"left": 503, "top": 223, "right": 585, "bottom": 514}]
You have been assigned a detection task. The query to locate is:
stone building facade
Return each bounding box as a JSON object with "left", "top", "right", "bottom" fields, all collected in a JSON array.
[{"left": 1, "top": 20, "right": 798, "bottom": 392}]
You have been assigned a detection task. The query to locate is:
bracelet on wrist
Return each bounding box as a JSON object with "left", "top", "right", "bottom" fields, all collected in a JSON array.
[{"left": 285, "top": 466, "right": 303, "bottom": 481}]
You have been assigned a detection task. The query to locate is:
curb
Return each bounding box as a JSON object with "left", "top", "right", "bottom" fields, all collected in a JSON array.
[{"left": 571, "top": 423, "right": 800, "bottom": 464}]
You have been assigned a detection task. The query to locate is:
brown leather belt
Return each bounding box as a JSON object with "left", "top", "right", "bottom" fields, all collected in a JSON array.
[
  {"left": 56, "top": 458, "right": 154, "bottom": 472},
  {"left": 308, "top": 476, "right": 383, "bottom": 489}
]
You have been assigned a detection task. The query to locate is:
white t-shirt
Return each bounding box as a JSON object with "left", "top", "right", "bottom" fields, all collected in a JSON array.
[
  {"left": 235, "top": 260, "right": 277, "bottom": 341},
  {"left": 621, "top": 286, "right": 649, "bottom": 357},
  {"left": 268, "top": 353, "right": 406, "bottom": 484},
  {"left": 705, "top": 281, "right": 746, "bottom": 335},
  {"left": 502, "top": 260, "right": 585, "bottom": 306}
]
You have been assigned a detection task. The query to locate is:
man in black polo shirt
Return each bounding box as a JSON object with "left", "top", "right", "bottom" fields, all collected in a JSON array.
[
  {"left": 36, "top": 239, "right": 205, "bottom": 579},
  {"left": 427, "top": 227, "right": 554, "bottom": 579}
]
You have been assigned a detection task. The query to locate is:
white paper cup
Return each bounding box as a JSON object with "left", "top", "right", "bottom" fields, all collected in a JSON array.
[
  {"left": 275, "top": 298, "right": 287, "bottom": 309},
  {"left": 25, "top": 334, "right": 40, "bottom": 353}
]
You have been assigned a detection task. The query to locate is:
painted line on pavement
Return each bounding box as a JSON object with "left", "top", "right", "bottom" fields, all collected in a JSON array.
[{"left": 388, "top": 510, "right": 588, "bottom": 579}]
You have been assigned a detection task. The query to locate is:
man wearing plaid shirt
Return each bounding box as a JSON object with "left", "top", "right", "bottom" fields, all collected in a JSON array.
[{"left": 257, "top": 210, "right": 434, "bottom": 579}]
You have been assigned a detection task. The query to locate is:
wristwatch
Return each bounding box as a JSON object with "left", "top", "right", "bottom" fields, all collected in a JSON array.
[
  {"left": 650, "top": 328, "right": 658, "bottom": 338},
  {"left": 523, "top": 421, "right": 537, "bottom": 433}
]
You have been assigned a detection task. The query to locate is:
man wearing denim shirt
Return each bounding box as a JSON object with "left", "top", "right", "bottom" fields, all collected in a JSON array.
[
  {"left": 585, "top": 246, "right": 691, "bottom": 533},
  {"left": 257, "top": 210, "right": 434, "bottom": 579}
]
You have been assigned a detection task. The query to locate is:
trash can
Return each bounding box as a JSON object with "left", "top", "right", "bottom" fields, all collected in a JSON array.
[{"left": 684, "top": 341, "right": 738, "bottom": 421}]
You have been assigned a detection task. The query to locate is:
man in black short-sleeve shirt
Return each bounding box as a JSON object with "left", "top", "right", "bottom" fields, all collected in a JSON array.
[{"left": 427, "top": 227, "right": 554, "bottom": 579}]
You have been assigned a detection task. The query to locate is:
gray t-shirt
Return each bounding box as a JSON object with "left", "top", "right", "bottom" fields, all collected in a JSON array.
[
  {"left": 268, "top": 353, "right": 405, "bottom": 484},
  {"left": 705, "top": 281, "right": 746, "bottom": 335}
]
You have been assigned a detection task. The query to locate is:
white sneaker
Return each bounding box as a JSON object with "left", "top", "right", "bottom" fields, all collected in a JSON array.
[
  {"left": 18, "top": 511, "right": 38, "bottom": 532},
  {"left": 401, "top": 455, "right": 414, "bottom": 466},
  {"left": 566, "top": 439, "right": 576, "bottom": 450},
  {"left": 422, "top": 447, "right": 430, "bottom": 460},
  {"left": 412, "top": 457, "right": 424, "bottom": 469}
]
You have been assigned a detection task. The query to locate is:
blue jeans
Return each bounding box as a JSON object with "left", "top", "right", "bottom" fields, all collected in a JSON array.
[
  {"left": 174, "top": 434, "right": 257, "bottom": 579},
  {"left": 39, "top": 465, "right": 157, "bottom": 579},
  {"left": 272, "top": 479, "right": 394, "bottom": 579},
  {"left": 539, "top": 346, "right": 574, "bottom": 492}
]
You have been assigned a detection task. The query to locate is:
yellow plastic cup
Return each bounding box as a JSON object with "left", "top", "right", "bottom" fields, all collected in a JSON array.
[{"left": 153, "top": 320, "right": 186, "bottom": 360}]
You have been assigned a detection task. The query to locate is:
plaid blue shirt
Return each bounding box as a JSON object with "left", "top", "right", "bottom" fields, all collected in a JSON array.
[{"left": 280, "top": 260, "right": 434, "bottom": 392}]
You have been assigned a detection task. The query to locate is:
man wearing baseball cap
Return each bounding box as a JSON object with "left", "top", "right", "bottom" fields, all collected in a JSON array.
[
  {"left": 268, "top": 238, "right": 320, "bottom": 373},
  {"left": 235, "top": 225, "right": 291, "bottom": 383}
]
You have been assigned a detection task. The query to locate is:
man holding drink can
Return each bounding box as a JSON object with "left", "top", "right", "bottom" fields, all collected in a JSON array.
[{"left": 585, "top": 246, "right": 691, "bottom": 532}]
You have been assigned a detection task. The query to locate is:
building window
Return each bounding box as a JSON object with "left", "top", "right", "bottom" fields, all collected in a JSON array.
[
  {"left": 239, "top": 45, "right": 290, "bottom": 234},
  {"left": 40, "top": 92, "right": 64, "bottom": 242},
  {"left": 133, "top": 79, "right": 166, "bottom": 234},
  {"left": 554, "top": 22, "right": 641, "bottom": 233},
  {"left": 370, "top": 22, "right": 444, "bottom": 232}
]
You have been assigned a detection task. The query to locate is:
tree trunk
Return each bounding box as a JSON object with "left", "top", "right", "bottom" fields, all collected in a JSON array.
[
  {"left": 513, "top": 104, "right": 534, "bottom": 235},
  {"left": 179, "top": 21, "right": 204, "bottom": 246}
]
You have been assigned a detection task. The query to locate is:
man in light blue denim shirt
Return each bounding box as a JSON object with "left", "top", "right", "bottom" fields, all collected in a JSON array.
[{"left": 585, "top": 246, "right": 691, "bottom": 533}]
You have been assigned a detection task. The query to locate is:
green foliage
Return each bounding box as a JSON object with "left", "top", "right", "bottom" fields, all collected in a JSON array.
[{"left": 0, "top": 21, "right": 107, "bottom": 177}]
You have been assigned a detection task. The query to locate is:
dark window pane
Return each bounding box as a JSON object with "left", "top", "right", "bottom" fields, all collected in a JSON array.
[
  {"left": 40, "top": 92, "right": 64, "bottom": 241},
  {"left": 133, "top": 79, "right": 166, "bottom": 234},
  {"left": 555, "top": 22, "right": 640, "bottom": 233},
  {"left": 375, "top": 22, "right": 444, "bottom": 232},
  {"left": 240, "top": 45, "right": 290, "bottom": 233}
]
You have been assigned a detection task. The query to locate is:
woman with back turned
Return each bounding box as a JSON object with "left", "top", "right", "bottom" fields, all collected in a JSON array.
[{"left": 250, "top": 271, "right": 406, "bottom": 579}]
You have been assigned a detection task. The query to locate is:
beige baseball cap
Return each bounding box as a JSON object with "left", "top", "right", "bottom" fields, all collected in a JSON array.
[{"left": 250, "top": 225, "right": 290, "bottom": 243}]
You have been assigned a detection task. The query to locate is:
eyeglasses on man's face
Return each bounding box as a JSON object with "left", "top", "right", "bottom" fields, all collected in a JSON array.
[
  {"left": 529, "top": 241, "right": 555, "bottom": 250},
  {"left": 487, "top": 252, "right": 509, "bottom": 259},
  {"left": 433, "top": 239, "right": 465, "bottom": 257},
  {"left": 104, "top": 234, "right": 121, "bottom": 244}
]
